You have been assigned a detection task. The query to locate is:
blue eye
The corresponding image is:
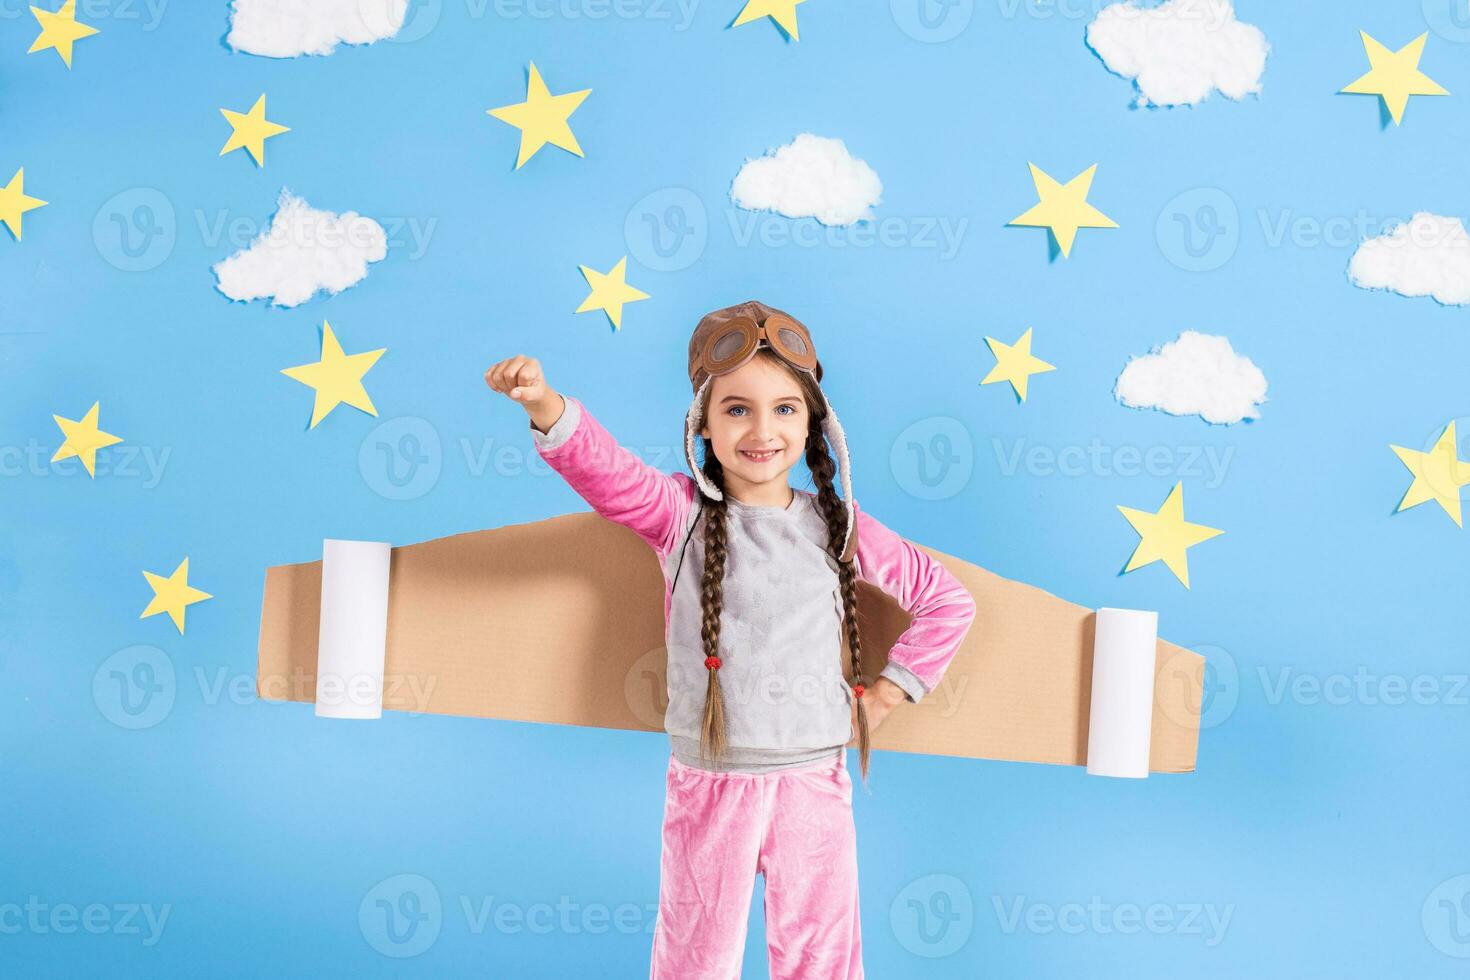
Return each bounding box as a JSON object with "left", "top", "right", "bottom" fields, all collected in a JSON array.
[{"left": 727, "top": 404, "right": 798, "bottom": 417}]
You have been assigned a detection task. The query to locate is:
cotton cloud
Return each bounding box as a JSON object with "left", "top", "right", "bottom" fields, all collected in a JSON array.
[
  {"left": 729, "top": 133, "right": 882, "bottom": 227},
  {"left": 1114, "top": 331, "right": 1267, "bottom": 425},
  {"left": 212, "top": 188, "right": 387, "bottom": 308},
  {"left": 1348, "top": 212, "right": 1470, "bottom": 307},
  {"left": 1086, "top": 0, "right": 1269, "bottom": 107},
  {"left": 226, "top": 0, "right": 410, "bottom": 58}
]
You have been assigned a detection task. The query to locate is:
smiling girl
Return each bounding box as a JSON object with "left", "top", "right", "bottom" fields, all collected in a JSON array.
[{"left": 485, "top": 300, "right": 975, "bottom": 979}]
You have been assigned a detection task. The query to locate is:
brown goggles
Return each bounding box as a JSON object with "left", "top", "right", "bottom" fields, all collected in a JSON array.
[{"left": 695, "top": 313, "right": 818, "bottom": 380}]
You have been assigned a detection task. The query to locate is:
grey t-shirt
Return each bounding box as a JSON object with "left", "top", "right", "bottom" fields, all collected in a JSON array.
[
  {"left": 531, "top": 393, "right": 931, "bottom": 773},
  {"left": 660, "top": 486, "right": 856, "bottom": 772}
]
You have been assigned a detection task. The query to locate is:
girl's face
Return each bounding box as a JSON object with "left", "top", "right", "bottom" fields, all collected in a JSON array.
[{"left": 699, "top": 355, "right": 810, "bottom": 502}]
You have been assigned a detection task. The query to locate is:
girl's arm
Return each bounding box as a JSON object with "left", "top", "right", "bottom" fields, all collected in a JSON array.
[
  {"left": 530, "top": 392, "right": 695, "bottom": 563},
  {"left": 851, "top": 498, "right": 977, "bottom": 704}
]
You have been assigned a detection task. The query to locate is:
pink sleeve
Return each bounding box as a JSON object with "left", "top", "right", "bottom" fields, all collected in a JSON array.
[
  {"left": 852, "top": 498, "right": 977, "bottom": 704},
  {"left": 530, "top": 394, "right": 695, "bottom": 562}
]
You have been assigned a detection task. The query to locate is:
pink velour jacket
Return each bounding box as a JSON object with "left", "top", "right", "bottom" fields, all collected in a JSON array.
[{"left": 530, "top": 394, "right": 977, "bottom": 721}]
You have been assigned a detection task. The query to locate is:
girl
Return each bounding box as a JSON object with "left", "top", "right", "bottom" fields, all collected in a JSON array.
[{"left": 484, "top": 300, "right": 976, "bottom": 980}]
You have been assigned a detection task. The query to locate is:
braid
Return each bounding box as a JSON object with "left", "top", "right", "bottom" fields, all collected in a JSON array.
[
  {"left": 804, "top": 405, "right": 871, "bottom": 788},
  {"left": 691, "top": 356, "right": 870, "bottom": 784},
  {"left": 697, "top": 446, "right": 731, "bottom": 767}
]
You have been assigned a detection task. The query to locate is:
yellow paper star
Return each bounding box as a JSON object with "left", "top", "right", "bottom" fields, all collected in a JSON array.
[
  {"left": 280, "top": 321, "right": 387, "bottom": 429},
  {"left": 220, "top": 94, "right": 290, "bottom": 167},
  {"left": 1340, "top": 31, "right": 1447, "bottom": 125},
  {"left": 140, "top": 557, "right": 213, "bottom": 634},
  {"left": 981, "top": 328, "right": 1056, "bottom": 401},
  {"left": 0, "top": 168, "right": 47, "bottom": 241},
  {"left": 28, "top": 0, "right": 99, "bottom": 68},
  {"left": 1390, "top": 421, "right": 1470, "bottom": 527},
  {"left": 1008, "top": 162, "right": 1118, "bottom": 258},
  {"left": 733, "top": 0, "right": 807, "bottom": 39},
  {"left": 51, "top": 401, "right": 123, "bottom": 477},
  {"left": 575, "top": 257, "right": 649, "bottom": 330},
  {"left": 1117, "top": 482, "right": 1223, "bottom": 589},
  {"left": 486, "top": 62, "right": 591, "bottom": 169}
]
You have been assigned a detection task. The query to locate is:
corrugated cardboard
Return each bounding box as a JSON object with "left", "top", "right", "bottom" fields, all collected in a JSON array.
[{"left": 256, "top": 513, "right": 1203, "bottom": 773}]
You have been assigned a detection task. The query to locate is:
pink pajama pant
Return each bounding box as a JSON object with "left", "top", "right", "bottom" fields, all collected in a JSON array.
[{"left": 648, "top": 748, "right": 863, "bottom": 979}]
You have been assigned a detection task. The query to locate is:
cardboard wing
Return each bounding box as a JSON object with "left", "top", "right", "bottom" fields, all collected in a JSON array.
[{"left": 256, "top": 513, "right": 1204, "bottom": 773}]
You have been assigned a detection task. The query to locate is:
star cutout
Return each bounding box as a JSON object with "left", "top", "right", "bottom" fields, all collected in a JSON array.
[
  {"left": 1390, "top": 421, "right": 1470, "bottom": 527},
  {"left": 220, "top": 94, "right": 290, "bottom": 167},
  {"left": 51, "top": 401, "right": 123, "bottom": 477},
  {"left": 1117, "top": 482, "right": 1223, "bottom": 589},
  {"left": 1340, "top": 31, "right": 1447, "bottom": 125},
  {"left": 0, "top": 168, "right": 47, "bottom": 241},
  {"left": 28, "top": 0, "right": 99, "bottom": 68},
  {"left": 140, "top": 557, "right": 213, "bottom": 634},
  {"left": 981, "top": 327, "right": 1055, "bottom": 401},
  {"left": 575, "top": 257, "right": 649, "bottom": 330},
  {"left": 280, "top": 321, "right": 386, "bottom": 429},
  {"left": 733, "top": 0, "right": 807, "bottom": 39},
  {"left": 1008, "top": 162, "right": 1118, "bottom": 258},
  {"left": 486, "top": 62, "right": 592, "bottom": 169}
]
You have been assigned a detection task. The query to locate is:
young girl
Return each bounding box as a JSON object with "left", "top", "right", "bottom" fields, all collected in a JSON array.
[{"left": 485, "top": 300, "right": 976, "bottom": 979}]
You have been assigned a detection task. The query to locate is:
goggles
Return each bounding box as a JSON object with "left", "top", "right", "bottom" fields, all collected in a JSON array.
[{"left": 692, "top": 312, "right": 820, "bottom": 384}]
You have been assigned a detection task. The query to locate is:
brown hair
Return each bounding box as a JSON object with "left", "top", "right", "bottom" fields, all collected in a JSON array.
[{"left": 693, "top": 349, "right": 873, "bottom": 785}]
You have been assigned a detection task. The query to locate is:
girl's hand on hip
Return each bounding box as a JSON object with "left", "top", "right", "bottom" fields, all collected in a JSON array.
[{"left": 847, "top": 679, "right": 902, "bottom": 747}]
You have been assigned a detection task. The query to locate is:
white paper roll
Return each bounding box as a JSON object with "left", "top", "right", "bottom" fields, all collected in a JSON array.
[
  {"left": 1085, "top": 607, "right": 1159, "bottom": 778},
  {"left": 314, "top": 539, "right": 392, "bottom": 720}
]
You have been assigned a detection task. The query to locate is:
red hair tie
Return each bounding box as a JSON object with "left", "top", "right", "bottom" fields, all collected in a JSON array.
[
  {"left": 852, "top": 683, "right": 865, "bottom": 698},
  {"left": 704, "top": 656, "right": 722, "bottom": 670}
]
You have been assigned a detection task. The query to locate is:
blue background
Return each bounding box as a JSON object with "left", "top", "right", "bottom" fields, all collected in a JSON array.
[{"left": 6, "top": 0, "right": 1470, "bottom": 975}]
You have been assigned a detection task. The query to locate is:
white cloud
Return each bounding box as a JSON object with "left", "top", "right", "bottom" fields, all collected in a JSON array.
[
  {"left": 1348, "top": 212, "right": 1470, "bottom": 307},
  {"left": 1086, "top": 0, "right": 1269, "bottom": 107},
  {"left": 213, "top": 188, "right": 387, "bottom": 308},
  {"left": 729, "top": 133, "right": 882, "bottom": 227},
  {"left": 226, "top": 0, "right": 410, "bottom": 58},
  {"left": 1114, "top": 331, "right": 1267, "bottom": 425}
]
